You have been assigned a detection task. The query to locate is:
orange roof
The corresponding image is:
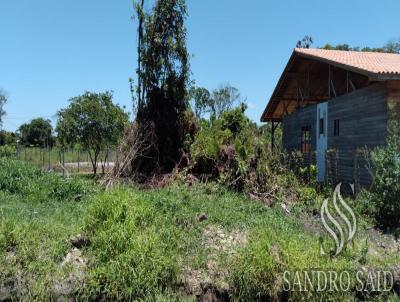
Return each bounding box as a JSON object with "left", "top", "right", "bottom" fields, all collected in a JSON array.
[
  {"left": 295, "top": 48, "right": 400, "bottom": 77},
  {"left": 261, "top": 48, "right": 400, "bottom": 122}
]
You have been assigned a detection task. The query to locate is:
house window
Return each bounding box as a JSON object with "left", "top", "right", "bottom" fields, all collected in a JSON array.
[
  {"left": 319, "top": 118, "right": 325, "bottom": 135},
  {"left": 301, "top": 126, "right": 311, "bottom": 154},
  {"left": 334, "top": 119, "right": 340, "bottom": 136}
]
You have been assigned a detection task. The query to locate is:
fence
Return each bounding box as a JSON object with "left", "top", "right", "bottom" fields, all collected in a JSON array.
[
  {"left": 324, "top": 148, "right": 372, "bottom": 190},
  {"left": 14, "top": 146, "right": 118, "bottom": 176}
]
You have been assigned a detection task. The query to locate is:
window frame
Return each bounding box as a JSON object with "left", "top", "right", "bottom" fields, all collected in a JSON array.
[
  {"left": 334, "top": 119, "right": 340, "bottom": 136},
  {"left": 301, "top": 125, "right": 312, "bottom": 154},
  {"left": 319, "top": 118, "right": 325, "bottom": 135}
]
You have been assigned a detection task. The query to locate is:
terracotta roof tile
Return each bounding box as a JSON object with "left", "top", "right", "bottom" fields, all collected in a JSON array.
[{"left": 295, "top": 48, "right": 400, "bottom": 76}]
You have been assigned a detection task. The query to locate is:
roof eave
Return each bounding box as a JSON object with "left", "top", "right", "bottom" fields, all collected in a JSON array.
[
  {"left": 260, "top": 50, "right": 298, "bottom": 122},
  {"left": 260, "top": 49, "right": 400, "bottom": 123},
  {"left": 369, "top": 74, "right": 400, "bottom": 81},
  {"left": 294, "top": 50, "right": 376, "bottom": 78}
]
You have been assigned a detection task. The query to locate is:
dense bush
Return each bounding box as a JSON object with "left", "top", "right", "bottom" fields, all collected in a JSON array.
[
  {"left": 190, "top": 105, "right": 259, "bottom": 174},
  {"left": 220, "top": 104, "right": 248, "bottom": 134},
  {"left": 367, "top": 116, "right": 400, "bottom": 229},
  {"left": 189, "top": 106, "right": 308, "bottom": 205},
  {"left": 0, "top": 145, "right": 16, "bottom": 158},
  {"left": 0, "top": 130, "right": 16, "bottom": 146}
]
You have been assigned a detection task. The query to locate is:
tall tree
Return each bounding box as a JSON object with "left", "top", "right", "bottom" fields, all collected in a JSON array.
[
  {"left": 189, "top": 87, "right": 211, "bottom": 119},
  {"left": 18, "top": 118, "right": 53, "bottom": 147},
  {"left": 134, "top": 0, "right": 190, "bottom": 174},
  {"left": 0, "top": 90, "right": 7, "bottom": 130},
  {"left": 210, "top": 85, "right": 244, "bottom": 117},
  {"left": 56, "top": 92, "right": 129, "bottom": 175},
  {"left": 135, "top": 0, "right": 145, "bottom": 110}
]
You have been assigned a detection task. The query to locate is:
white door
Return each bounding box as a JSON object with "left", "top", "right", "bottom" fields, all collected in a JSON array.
[{"left": 316, "top": 102, "right": 328, "bottom": 182}]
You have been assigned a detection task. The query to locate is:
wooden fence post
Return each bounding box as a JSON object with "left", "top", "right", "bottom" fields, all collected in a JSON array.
[
  {"left": 48, "top": 146, "right": 51, "bottom": 171},
  {"left": 77, "top": 149, "right": 80, "bottom": 173},
  {"left": 62, "top": 148, "right": 65, "bottom": 178},
  {"left": 106, "top": 148, "right": 110, "bottom": 170}
]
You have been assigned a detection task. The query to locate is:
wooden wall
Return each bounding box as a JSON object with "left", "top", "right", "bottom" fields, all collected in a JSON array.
[
  {"left": 282, "top": 104, "right": 317, "bottom": 152},
  {"left": 282, "top": 83, "right": 388, "bottom": 187},
  {"left": 328, "top": 83, "right": 388, "bottom": 186}
]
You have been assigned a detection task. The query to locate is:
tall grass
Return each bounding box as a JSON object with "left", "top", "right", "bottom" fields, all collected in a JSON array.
[
  {"left": 0, "top": 158, "right": 94, "bottom": 202},
  {"left": 81, "top": 188, "right": 181, "bottom": 300},
  {"left": 0, "top": 160, "right": 398, "bottom": 301}
]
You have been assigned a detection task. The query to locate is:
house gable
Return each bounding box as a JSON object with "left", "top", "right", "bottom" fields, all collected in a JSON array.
[{"left": 261, "top": 48, "right": 400, "bottom": 123}]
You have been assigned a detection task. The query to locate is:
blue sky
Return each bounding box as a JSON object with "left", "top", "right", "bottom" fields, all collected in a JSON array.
[{"left": 1, "top": 0, "right": 399, "bottom": 131}]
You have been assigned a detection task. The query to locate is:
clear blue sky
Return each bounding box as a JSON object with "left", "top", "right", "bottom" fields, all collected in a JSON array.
[{"left": 1, "top": 0, "right": 399, "bottom": 131}]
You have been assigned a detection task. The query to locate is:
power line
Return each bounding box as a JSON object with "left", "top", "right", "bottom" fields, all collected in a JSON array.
[{"left": 3, "top": 115, "right": 56, "bottom": 120}]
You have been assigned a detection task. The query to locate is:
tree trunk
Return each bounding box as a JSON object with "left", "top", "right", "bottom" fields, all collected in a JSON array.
[
  {"left": 137, "top": 0, "right": 145, "bottom": 110},
  {"left": 88, "top": 150, "right": 98, "bottom": 175}
]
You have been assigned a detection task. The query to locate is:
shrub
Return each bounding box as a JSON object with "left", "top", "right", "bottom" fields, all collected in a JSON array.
[
  {"left": 367, "top": 136, "right": 400, "bottom": 229},
  {"left": 365, "top": 107, "right": 400, "bottom": 229},
  {"left": 189, "top": 106, "right": 312, "bottom": 205},
  {"left": 0, "top": 145, "right": 16, "bottom": 158},
  {"left": 190, "top": 119, "right": 231, "bottom": 162},
  {"left": 0, "top": 130, "right": 16, "bottom": 146},
  {"left": 220, "top": 104, "right": 248, "bottom": 135}
]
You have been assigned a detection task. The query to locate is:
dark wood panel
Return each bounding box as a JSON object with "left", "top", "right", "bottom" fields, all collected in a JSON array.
[
  {"left": 328, "top": 83, "right": 387, "bottom": 187},
  {"left": 283, "top": 104, "right": 317, "bottom": 152},
  {"left": 282, "top": 82, "right": 388, "bottom": 188}
]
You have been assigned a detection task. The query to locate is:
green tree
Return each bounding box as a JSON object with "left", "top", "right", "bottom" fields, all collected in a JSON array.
[
  {"left": 321, "top": 38, "right": 400, "bottom": 53},
  {"left": 56, "top": 92, "right": 129, "bottom": 175},
  {"left": 134, "top": 0, "right": 190, "bottom": 174},
  {"left": 210, "top": 85, "right": 244, "bottom": 117},
  {"left": 296, "top": 35, "right": 313, "bottom": 48},
  {"left": 188, "top": 87, "right": 211, "bottom": 119},
  {"left": 18, "top": 118, "right": 53, "bottom": 147},
  {"left": 0, "top": 130, "right": 15, "bottom": 146},
  {"left": 382, "top": 39, "right": 400, "bottom": 53},
  {"left": 0, "top": 90, "right": 7, "bottom": 130}
]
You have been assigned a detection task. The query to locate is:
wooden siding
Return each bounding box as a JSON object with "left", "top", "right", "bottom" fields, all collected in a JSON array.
[
  {"left": 282, "top": 83, "right": 388, "bottom": 187},
  {"left": 282, "top": 104, "right": 317, "bottom": 153},
  {"left": 328, "top": 83, "right": 388, "bottom": 186}
]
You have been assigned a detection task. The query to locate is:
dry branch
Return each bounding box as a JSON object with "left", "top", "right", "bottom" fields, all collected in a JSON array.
[{"left": 102, "top": 123, "right": 154, "bottom": 189}]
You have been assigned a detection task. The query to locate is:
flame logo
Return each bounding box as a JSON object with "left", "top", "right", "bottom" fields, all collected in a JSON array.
[{"left": 320, "top": 183, "right": 357, "bottom": 256}]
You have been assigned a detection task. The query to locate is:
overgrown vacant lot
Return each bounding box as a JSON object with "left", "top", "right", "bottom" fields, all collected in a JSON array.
[{"left": 0, "top": 159, "right": 399, "bottom": 301}]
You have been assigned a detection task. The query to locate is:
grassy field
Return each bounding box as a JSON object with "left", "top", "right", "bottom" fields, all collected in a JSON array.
[{"left": 0, "top": 158, "right": 399, "bottom": 301}]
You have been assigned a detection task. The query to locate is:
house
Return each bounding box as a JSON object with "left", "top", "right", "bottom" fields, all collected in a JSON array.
[{"left": 261, "top": 48, "right": 400, "bottom": 186}]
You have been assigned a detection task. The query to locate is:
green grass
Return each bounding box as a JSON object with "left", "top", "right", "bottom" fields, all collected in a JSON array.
[
  {"left": 0, "top": 193, "right": 89, "bottom": 300},
  {"left": 15, "top": 146, "right": 118, "bottom": 171},
  {"left": 0, "top": 159, "right": 399, "bottom": 301}
]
